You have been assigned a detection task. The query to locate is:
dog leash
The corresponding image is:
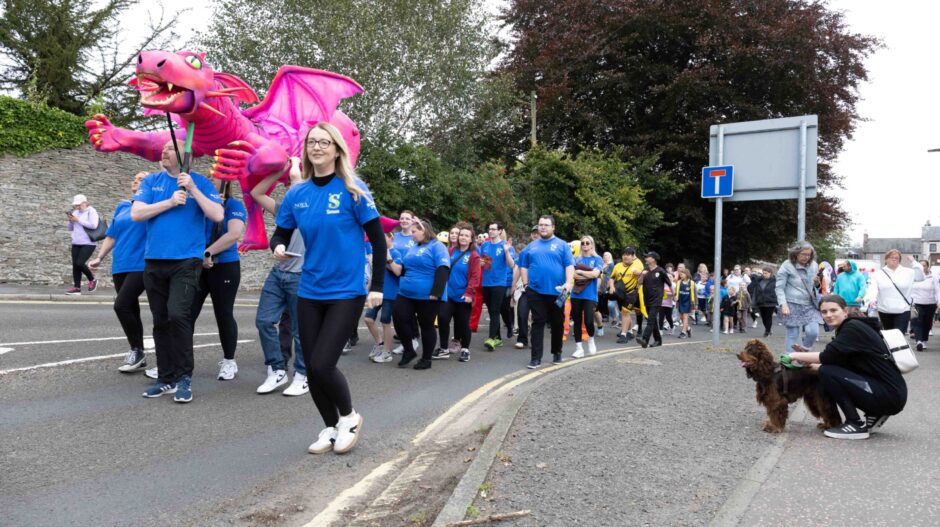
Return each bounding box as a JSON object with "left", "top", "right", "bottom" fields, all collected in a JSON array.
[{"left": 773, "top": 365, "right": 790, "bottom": 396}]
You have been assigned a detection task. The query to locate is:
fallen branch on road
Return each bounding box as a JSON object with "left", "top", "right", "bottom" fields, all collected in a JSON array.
[{"left": 444, "top": 510, "right": 532, "bottom": 526}]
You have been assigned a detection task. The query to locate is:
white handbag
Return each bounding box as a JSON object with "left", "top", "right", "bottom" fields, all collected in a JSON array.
[{"left": 880, "top": 328, "right": 919, "bottom": 374}]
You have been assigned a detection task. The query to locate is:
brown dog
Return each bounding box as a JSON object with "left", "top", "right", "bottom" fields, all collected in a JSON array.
[{"left": 737, "top": 339, "right": 840, "bottom": 433}]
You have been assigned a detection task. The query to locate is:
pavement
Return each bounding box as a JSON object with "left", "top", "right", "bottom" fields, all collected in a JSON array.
[{"left": 3, "top": 281, "right": 937, "bottom": 527}]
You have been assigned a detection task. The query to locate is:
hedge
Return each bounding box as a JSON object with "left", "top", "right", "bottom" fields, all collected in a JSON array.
[{"left": 0, "top": 96, "right": 88, "bottom": 156}]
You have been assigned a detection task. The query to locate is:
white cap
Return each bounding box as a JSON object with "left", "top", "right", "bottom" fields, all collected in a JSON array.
[{"left": 72, "top": 194, "right": 88, "bottom": 205}]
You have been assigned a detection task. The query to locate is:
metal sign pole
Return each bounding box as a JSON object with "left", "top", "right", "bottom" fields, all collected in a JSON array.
[
  {"left": 713, "top": 126, "right": 724, "bottom": 347},
  {"left": 797, "top": 119, "right": 807, "bottom": 242}
]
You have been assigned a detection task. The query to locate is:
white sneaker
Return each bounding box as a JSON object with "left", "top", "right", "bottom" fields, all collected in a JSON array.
[
  {"left": 342, "top": 340, "right": 353, "bottom": 355},
  {"left": 752, "top": 320, "right": 759, "bottom": 329},
  {"left": 514, "top": 341, "right": 525, "bottom": 349},
  {"left": 217, "top": 358, "right": 238, "bottom": 380},
  {"left": 283, "top": 372, "right": 309, "bottom": 396},
  {"left": 257, "top": 366, "right": 289, "bottom": 394},
  {"left": 391, "top": 343, "right": 404, "bottom": 355},
  {"left": 588, "top": 337, "right": 597, "bottom": 355},
  {"left": 144, "top": 367, "right": 158, "bottom": 379},
  {"left": 368, "top": 343, "right": 383, "bottom": 359},
  {"left": 308, "top": 426, "right": 337, "bottom": 454},
  {"left": 372, "top": 351, "right": 393, "bottom": 363},
  {"left": 334, "top": 410, "right": 363, "bottom": 454},
  {"left": 572, "top": 344, "right": 585, "bottom": 359},
  {"left": 596, "top": 326, "right": 605, "bottom": 337}
]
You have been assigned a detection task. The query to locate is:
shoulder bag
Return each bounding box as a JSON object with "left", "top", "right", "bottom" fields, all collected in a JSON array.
[{"left": 882, "top": 269, "right": 917, "bottom": 318}]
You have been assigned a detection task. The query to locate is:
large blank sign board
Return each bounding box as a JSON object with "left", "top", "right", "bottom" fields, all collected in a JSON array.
[{"left": 708, "top": 115, "right": 817, "bottom": 202}]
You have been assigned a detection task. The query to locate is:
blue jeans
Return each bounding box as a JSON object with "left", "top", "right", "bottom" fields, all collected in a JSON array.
[
  {"left": 255, "top": 269, "right": 305, "bottom": 375},
  {"left": 784, "top": 322, "right": 819, "bottom": 355}
]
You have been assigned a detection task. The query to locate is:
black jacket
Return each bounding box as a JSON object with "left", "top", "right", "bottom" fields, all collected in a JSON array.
[{"left": 750, "top": 274, "right": 777, "bottom": 308}]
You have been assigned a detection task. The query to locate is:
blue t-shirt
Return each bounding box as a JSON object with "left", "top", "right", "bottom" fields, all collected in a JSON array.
[
  {"left": 480, "top": 239, "right": 513, "bottom": 287},
  {"left": 572, "top": 254, "right": 603, "bottom": 300},
  {"left": 275, "top": 176, "right": 380, "bottom": 300},
  {"left": 447, "top": 248, "right": 474, "bottom": 301},
  {"left": 205, "top": 198, "right": 247, "bottom": 264},
  {"left": 105, "top": 200, "right": 146, "bottom": 274},
  {"left": 399, "top": 240, "right": 451, "bottom": 300},
  {"left": 384, "top": 248, "right": 403, "bottom": 299},
  {"left": 503, "top": 246, "right": 517, "bottom": 286},
  {"left": 393, "top": 231, "right": 416, "bottom": 254},
  {"left": 518, "top": 236, "right": 574, "bottom": 295},
  {"left": 134, "top": 171, "right": 222, "bottom": 260}
]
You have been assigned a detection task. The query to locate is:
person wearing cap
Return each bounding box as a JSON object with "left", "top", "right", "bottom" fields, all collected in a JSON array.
[
  {"left": 132, "top": 141, "right": 224, "bottom": 403},
  {"left": 636, "top": 251, "right": 671, "bottom": 348},
  {"left": 511, "top": 225, "right": 540, "bottom": 348},
  {"left": 517, "top": 215, "right": 574, "bottom": 368},
  {"left": 66, "top": 193, "right": 101, "bottom": 294}
]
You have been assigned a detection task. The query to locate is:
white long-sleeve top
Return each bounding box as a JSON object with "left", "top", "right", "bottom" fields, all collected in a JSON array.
[
  {"left": 873, "top": 264, "right": 925, "bottom": 314},
  {"left": 910, "top": 272, "right": 940, "bottom": 306}
]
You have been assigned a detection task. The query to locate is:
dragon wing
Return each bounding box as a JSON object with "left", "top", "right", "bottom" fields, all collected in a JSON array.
[{"left": 242, "top": 66, "right": 363, "bottom": 160}]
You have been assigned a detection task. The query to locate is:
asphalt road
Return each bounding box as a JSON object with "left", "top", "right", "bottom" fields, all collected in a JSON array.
[{"left": 1, "top": 300, "right": 611, "bottom": 527}]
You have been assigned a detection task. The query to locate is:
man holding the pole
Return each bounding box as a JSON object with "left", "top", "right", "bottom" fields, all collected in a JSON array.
[{"left": 132, "top": 141, "right": 223, "bottom": 403}]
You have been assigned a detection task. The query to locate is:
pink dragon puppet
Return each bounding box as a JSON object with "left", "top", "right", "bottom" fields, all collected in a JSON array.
[{"left": 85, "top": 50, "right": 369, "bottom": 250}]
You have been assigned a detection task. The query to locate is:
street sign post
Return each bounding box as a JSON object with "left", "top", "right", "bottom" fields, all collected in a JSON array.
[
  {"left": 706, "top": 115, "right": 818, "bottom": 346},
  {"left": 701, "top": 165, "right": 734, "bottom": 198}
]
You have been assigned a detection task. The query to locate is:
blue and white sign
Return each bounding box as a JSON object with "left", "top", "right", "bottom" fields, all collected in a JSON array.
[{"left": 701, "top": 165, "right": 734, "bottom": 198}]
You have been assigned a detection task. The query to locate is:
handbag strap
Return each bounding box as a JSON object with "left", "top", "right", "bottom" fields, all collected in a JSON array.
[
  {"left": 881, "top": 269, "right": 913, "bottom": 307},
  {"left": 793, "top": 264, "right": 818, "bottom": 306},
  {"left": 451, "top": 249, "right": 470, "bottom": 267}
]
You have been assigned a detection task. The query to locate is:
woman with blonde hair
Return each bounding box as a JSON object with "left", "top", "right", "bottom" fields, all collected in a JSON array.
[
  {"left": 270, "top": 123, "right": 387, "bottom": 455},
  {"left": 570, "top": 235, "right": 603, "bottom": 358},
  {"left": 871, "top": 249, "right": 924, "bottom": 331}
]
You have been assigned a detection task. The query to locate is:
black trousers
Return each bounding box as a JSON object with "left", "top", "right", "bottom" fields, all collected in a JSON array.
[
  {"left": 393, "top": 296, "right": 440, "bottom": 360},
  {"left": 641, "top": 305, "right": 662, "bottom": 344},
  {"left": 500, "top": 288, "right": 514, "bottom": 333},
  {"left": 113, "top": 271, "right": 145, "bottom": 350},
  {"left": 190, "top": 261, "right": 241, "bottom": 360},
  {"left": 879, "top": 311, "right": 911, "bottom": 333},
  {"left": 912, "top": 303, "right": 937, "bottom": 342},
  {"left": 71, "top": 244, "right": 96, "bottom": 287},
  {"left": 143, "top": 259, "right": 201, "bottom": 384},
  {"left": 570, "top": 298, "right": 596, "bottom": 342},
  {"left": 298, "top": 296, "right": 364, "bottom": 428},
  {"left": 516, "top": 291, "right": 531, "bottom": 344},
  {"left": 818, "top": 365, "right": 905, "bottom": 424},
  {"left": 439, "top": 299, "right": 472, "bottom": 348},
  {"left": 759, "top": 306, "right": 776, "bottom": 334},
  {"left": 482, "top": 286, "right": 507, "bottom": 340},
  {"left": 658, "top": 307, "right": 674, "bottom": 330},
  {"left": 527, "top": 290, "right": 564, "bottom": 360}
]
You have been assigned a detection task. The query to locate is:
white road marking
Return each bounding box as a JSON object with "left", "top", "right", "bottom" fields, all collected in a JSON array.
[
  {"left": 0, "top": 347, "right": 13, "bottom": 355},
  {"left": 0, "top": 332, "right": 220, "bottom": 347},
  {"left": 0, "top": 340, "right": 253, "bottom": 375}
]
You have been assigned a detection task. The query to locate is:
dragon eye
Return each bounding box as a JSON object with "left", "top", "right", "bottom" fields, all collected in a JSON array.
[{"left": 184, "top": 56, "right": 202, "bottom": 69}]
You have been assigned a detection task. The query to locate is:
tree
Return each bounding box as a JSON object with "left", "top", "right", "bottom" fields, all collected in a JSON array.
[
  {"left": 0, "top": 0, "right": 180, "bottom": 123},
  {"left": 196, "top": 0, "right": 498, "bottom": 144},
  {"left": 498, "top": 0, "right": 880, "bottom": 263}
]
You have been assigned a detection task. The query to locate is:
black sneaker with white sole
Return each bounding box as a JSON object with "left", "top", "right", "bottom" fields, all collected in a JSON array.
[
  {"left": 823, "top": 421, "right": 870, "bottom": 440},
  {"left": 865, "top": 415, "right": 889, "bottom": 432}
]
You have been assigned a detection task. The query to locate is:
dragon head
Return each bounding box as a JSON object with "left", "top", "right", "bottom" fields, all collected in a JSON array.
[{"left": 131, "top": 50, "right": 257, "bottom": 117}]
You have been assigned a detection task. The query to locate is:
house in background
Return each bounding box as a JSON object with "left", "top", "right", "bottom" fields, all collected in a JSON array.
[{"left": 860, "top": 221, "right": 940, "bottom": 266}]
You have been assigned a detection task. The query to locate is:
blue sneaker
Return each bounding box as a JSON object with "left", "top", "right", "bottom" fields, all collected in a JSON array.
[
  {"left": 526, "top": 359, "right": 541, "bottom": 369},
  {"left": 142, "top": 381, "right": 176, "bottom": 398},
  {"left": 174, "top": 375, "right": 193, "bottom": 403}
]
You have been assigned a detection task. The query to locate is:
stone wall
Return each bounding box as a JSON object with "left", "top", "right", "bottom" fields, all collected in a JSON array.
[{"left": 0, "top": 145, "right": 280, "bottom": 289}]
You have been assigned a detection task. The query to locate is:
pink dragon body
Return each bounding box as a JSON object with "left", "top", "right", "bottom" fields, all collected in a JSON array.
[{"left": 85, "top": 50, "right": 364, "bottom": 251}]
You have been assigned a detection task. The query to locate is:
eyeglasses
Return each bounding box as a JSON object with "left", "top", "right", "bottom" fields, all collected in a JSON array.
[
  {"left": 306, "top": 139, "right": 333, "bottom": 150},
  {"left": 581, "top": 241, "right": 591, "bottom": 245}
]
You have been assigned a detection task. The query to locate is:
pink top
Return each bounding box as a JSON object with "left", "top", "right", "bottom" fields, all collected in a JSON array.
[{"left": 67, "top": 206, "right": 99, "bottom": 246}]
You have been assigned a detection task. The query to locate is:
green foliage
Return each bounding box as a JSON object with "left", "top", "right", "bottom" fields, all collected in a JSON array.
[
  {"left": 197, "top": 0, "right": 497, "bottom": 143},
  {"left": 0, "top": 0, "right": 180, "bottom": 125},
  {"left": 0, "top": 96, "right": 87, "bottom": 156}
]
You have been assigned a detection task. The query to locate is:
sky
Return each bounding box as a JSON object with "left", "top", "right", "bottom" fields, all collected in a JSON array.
[{"left": 113, "top": 0, "right": 935, "bottom": 246}]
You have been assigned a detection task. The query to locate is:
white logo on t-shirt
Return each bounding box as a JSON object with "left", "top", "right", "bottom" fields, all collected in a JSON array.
[{"left": 294, "top": 201, "right": 309, "bottom": 209}]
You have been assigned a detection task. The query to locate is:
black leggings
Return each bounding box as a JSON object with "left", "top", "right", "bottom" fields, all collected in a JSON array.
[
  {"left": 298, "top": 296, "right": 364, "bottom": 428},
  {"left": 393, "top": 296, "right": 440, "bottom": 361},
  {"left": 758, "top": 306, "right": 775, "bottom": 334},
  {"left": 113, "top": 272, "right": 145, "bottom": 350},
  {"left": 482, "top": 286, "right": 507, "bottom": 340},
  {"left": 912, "top": 303, "right": 937, "bottom": 342},
  {"left": 570, "top": 298, "right": 596, "bottom": 342},
  {"left": 818, "top": 365, "right": 905, "bottom": 424},
  {"left": 658, "top": 307, "right": 675, "bottom": 330},
  {"left": 190, "top": 261, "right": 240, "bottom": 360},
  {"left": 500, "top": 289, "right": 514, "bottom": 333},
  {"left": 439, "top": 299, "right": 472, "bottom": 348},
  {"left": 71, "top": 244, "right": 96, "bottom": 287},
  {"left": 879, "top": 311, "right": 911, "bottom": 333}
]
